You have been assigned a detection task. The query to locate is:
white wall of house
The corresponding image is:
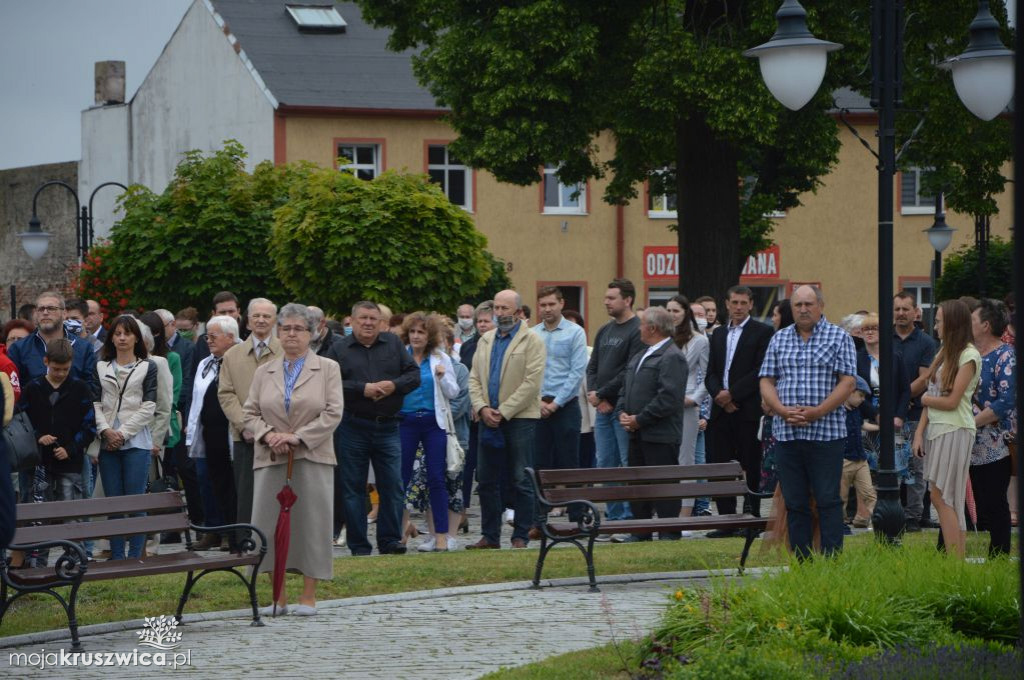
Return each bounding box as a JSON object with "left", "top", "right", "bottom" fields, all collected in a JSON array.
[{"left": 80, "top": 0, "right": 275, "bottom": 240}]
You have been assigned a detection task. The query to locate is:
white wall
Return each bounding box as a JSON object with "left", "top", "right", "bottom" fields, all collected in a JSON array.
[
  {"left": 130, "top": 0, "right": 274, "bottom": 196},
  {"left": 80, "top": 104, "right": 130, "bottom": 241}
]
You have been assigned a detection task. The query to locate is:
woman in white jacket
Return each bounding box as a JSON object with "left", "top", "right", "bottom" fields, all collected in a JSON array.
[
  {"left": 667, "top": 295, "right": 709, "bottom": 518},
  {"left": 94, "top": 315, "right": 158, "bottom": 560},
  {"left": 397, "top": 312, "right": 460, "bottom": 551}
]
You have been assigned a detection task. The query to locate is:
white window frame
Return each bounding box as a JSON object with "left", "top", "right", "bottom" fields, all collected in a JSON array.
[
  {"left": 647, "top": 169, "right": 677, "bottom": 219},
  {"left": 901, "top": 167, "right": 937, "bottom": 215},
  {"left": 901, "top": 281, "right": 934, "bottom": 314},
  {"left": 427, "top": 145, "right": 473, "bottom": 212},
  {"left": 542, "top": 164, "right": 586, "bottom": 215},
  {"left": 338, "top": 143, "right": 380, "bottom": 180}
]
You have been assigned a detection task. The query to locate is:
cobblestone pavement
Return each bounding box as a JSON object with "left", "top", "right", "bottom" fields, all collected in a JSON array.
[{"left": 0, "top": 576, "right": 697, "bottom": 679}]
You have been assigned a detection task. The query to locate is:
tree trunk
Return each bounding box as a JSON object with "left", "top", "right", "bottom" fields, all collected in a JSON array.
[{"left": 676, "top": 114, "right": 742, "bottom": 300}]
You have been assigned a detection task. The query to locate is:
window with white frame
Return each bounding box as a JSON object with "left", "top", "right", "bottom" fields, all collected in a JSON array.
[
  {"left": 648, "top": 169, "right": 677, "bottom": 218},
  {"left": 337, "top": 143, "right": 380, "bottom": 180},
  {"left": 543, "top": 164, "right": 586, "bottom": 214},
  {"left": 902, "top": 281, "right": 934, "bottom": 315},
  {"left": 901, "top": 167, "right": 936, "bottom": 215},
  {"left": 427, "top": 145, "right": 472, "bottom": 211}
]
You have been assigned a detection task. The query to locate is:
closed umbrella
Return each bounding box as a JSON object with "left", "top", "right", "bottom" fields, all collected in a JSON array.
[{"left": 271, "top": 451, "right": 298, "bottom": 616}]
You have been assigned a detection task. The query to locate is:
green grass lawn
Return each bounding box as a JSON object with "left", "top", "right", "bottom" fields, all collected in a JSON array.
[{"left": 0, "top": 530, "right": 1006, "bottom": 640}]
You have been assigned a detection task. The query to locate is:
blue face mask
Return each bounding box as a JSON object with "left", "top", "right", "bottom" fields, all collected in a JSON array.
[
  {"left": 64, "top": 319, "right": 83, "bottom": 336},
  {"left": 343, "top": 326, "right": 354, "bottom": 336}
]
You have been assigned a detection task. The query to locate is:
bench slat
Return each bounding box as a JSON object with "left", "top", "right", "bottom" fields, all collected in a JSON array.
[
  {"left": 547, "top": 514, "right": 769, "bottom": 536},
  {"left": 13, "top": 512, "right": 188, "bottom": 544},
  {"left": 542, "top": 480, "right": 749, "bottom": 504},
  {"left": 15, "top": 491, "right": 185, "bottom": 523},
  {"left": 537, "top": 463, "right": 745, "bottom": 486},
  {"left": 8, "top": 551, "right": 261, "bottom": 586}
]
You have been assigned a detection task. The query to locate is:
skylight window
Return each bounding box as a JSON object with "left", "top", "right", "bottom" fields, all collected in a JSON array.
[{"left": 286, "top": 4, "right": 347, "bottom": 32}]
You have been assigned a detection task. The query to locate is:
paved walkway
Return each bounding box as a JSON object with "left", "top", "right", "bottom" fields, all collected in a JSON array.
[{"left": 0, "top": 574, "right": 710, "bottom": 678}]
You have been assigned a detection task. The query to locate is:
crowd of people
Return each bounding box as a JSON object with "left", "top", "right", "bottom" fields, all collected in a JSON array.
[{"left": 0, "top": 280, "right": 1016, "bottom": 613}]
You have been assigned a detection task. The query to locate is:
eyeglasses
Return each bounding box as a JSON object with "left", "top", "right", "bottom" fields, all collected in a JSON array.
[
  {"left": 861, "top": 327, "right": 879, "bottom": 333},
  {"left": 36, "top": 305, "right": 64, "bottom": 314},
  {"left": 279, "top": 325, "right": 310, "bottom": 334}
]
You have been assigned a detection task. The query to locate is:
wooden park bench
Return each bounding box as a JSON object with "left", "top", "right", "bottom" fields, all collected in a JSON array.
[
  {"left": 528, "top": 462, "right": 771, "bottom": 592},
  {"left": 0, "top": 491, "right": 267, "bottom": 649}
]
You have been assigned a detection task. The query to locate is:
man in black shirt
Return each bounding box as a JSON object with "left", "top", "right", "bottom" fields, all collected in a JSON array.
[{"left": 336, "top": 301, "right": 420, "bottom": 555}]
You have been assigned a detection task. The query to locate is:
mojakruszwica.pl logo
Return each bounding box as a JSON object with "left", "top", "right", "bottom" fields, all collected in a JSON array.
[{"left": 8, "top": 614, "right": 193, "bottom": 670}]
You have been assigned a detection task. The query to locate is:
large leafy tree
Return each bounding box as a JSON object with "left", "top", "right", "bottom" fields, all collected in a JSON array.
[
  {"left": 270, "top": 167, "right": 491, "bottom": 315},
  {"left": 357, "top": 0, "right": 868, "bottom": 297},
  {"left": 109, "top": 141, "right": 294, "bottom": 311}
]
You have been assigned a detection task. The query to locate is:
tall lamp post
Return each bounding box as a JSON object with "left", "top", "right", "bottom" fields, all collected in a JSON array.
[
  {"left": 923, "top": 192, "right": 956, "bottom": 333},
  {"left": 22, "top": 180, "right": 128, "bottom": 262},
  {"left": 744, "top": 0, "right": 1014, "bottom": 541}
]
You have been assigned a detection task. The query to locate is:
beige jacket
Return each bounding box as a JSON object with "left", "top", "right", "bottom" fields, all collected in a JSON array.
[
  {"left": 242, "top": 351, "right": 343, "bottom": 469},
  {"left": 1, "top": 372, "right": 13, "bottom": 426},
  {"left": 469, "top": 324, "right": 546, "bottom": 420},
  {"left": 218, "top": 334, "right": 282, "bottom": 441},
  {"left": 94, "top": 359, "right": 158, "bottom": 439}
]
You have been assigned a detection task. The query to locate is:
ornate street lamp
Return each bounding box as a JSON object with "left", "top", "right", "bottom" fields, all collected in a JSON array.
[
  {"left": 923, "top": 193, "right": 956, "bottom": 331},
  {"left": 24, "top": 179, "right": 128, "bottom": 262},
  {"left": 19, "top": 214, "right": 53, "bottom": 262},
  {"left": 941, "top": 1, "right": 1015, "bottom": 121}
]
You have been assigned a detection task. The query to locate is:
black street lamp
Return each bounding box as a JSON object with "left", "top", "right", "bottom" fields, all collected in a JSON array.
[
  {"left": 24, "top": 180, "right": 128, "bottom": 262},
  {"left": 923, "top": 192, "right": 956, "bottom": 332},
  {"left": 745, "top": 0, "right": 1014, "bottom": 544}
]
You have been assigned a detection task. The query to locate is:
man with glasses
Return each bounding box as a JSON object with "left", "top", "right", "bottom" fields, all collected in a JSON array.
[
  {"left": 8, "top": 292, "right": 99, "bottom": 503},
  {"left": 84, "top": 299, "right": 106, "bottom": 344},
  {"left": 218, "top": 298, "right": 281, "bottom": 545}
]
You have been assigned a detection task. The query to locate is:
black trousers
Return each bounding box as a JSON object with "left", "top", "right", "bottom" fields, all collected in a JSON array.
[
  {"left": 203, "top": 430, "right": 237, "bottom": 545},
  {"left": 627, "top": 437, "right": 682, "bottom": 531},
  {"left": 707, "top": 411, "right": 762, "bottom": 516},
  {"left": 164, "top": 439, "right": 204, "bottom": 526},
  {"left": 969, "top": 456, "right": 1012, "bottom": 556}
]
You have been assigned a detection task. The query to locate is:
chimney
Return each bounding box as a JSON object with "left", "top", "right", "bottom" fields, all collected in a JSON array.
[{"left": 94, "top": 61, "right": 126, "bottom": 105}]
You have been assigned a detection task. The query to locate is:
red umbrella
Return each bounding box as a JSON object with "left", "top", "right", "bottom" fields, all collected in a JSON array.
[{"left": 271, "top": 451, "right": 298, "bottom": 616}]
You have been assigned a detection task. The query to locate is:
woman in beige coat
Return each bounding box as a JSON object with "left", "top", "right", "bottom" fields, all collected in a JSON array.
[{"left": 244, "top": 303, "right": 342, "bottom": 616}]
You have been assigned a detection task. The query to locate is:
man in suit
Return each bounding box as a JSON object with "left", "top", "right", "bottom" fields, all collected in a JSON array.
[
  {"left": 617, "top": 307, "right": 688, "bottom": 541},
  {"left": 192, "top": 291, "right": 248, "bottom": 372},
  {"left": 85, "top": 299, "right": 106, "bottom": 345},
  {"left": 467, "top": 289, "right": 546, "bottom": 549},
  {"left": 218, "top": 298, "right": 282, "bottom": 541},
  {"left": 704, "top": 285, "right": 774, "bottom": 532}
]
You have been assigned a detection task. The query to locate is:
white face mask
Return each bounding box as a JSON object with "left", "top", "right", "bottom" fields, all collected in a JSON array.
[
  {"left": 696, "top": 318, "right": 708, "bottom": 333},
  {"left": 457, "top": 317, "right": 474, "bottom": 331}
]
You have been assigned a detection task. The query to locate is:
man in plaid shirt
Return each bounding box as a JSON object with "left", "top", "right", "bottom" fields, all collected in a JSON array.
[{"left": 759, "top": 285, "right": 857, "bottom": 557}]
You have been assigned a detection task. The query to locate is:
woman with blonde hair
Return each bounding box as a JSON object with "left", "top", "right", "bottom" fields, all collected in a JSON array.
[{"left": 912, "top": 299, "right": 981, "bottom": 558}]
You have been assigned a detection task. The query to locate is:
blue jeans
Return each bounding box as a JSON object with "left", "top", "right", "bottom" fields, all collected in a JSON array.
[
  {"left": 534, "top": 399, "right": 582, "bottom": 525},
  {"left": 339, "top": 414, "right": 404, "bottom": 554},
  {"left": 98, "top": 447, "right": 151, "bottom": 559},
  {"left": 400, "top": 412, "right": 450, "bottom": 534},
  {"left": 693, "top": 430, "right": 710, "bottom": 514},
  {"left": 593, "top": 410, "right": 633, "bottom": 520},
  {"left": 776, "top": 438, "right": 846, "bottom": 558},
  {"left": 477, "top": 419, "right": 537, "bottom": 544}
]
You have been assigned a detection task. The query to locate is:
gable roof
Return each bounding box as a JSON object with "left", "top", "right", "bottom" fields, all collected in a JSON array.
[{"left": 208, "top": 0, "right": 441, "bottom": 111}]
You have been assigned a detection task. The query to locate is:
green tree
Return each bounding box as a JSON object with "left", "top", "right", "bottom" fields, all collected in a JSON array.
[
  {"left": 109, "top": 141, "right": 294, "bottom": 311},
  {"left": 935, "top": 237, "right": 1013, "bottom": 302},
  {"left": 462, "top": 251, "right": 514, "bottom": 305},
  {"left": 356, "top": 0, "right": 868, "bottom": 297},
  {"left": 270, "top": 167, "right": 490, "bottom": 315}
]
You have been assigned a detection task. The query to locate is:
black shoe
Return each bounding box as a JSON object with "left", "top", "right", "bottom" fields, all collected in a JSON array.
[
  {"left": 705, "top": 529, "right": 739, "bottom": 538},
  {"left": 160, "top": 532, "right": 182, "bottom": 545},
  {"left": 350, "top": 550, "right": 372, "bottom": 557},
  {"left": 904, "top": 519, "right": 922, "bottom": 533},
  {"left": 380, "top": 543, "right": 408, "bottom": 555},
  {"left": 618, "top": 535, "right": 651, "bottom": 543}
]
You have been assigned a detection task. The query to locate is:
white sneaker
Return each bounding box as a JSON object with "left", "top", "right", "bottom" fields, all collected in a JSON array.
[
  {"left": 259, "top": 604, "right": 289, "bottom": 617},
  {"left": 334, "top": 534, "right": 347, "bottom": 547},
  {"left": 503, "top": 509, "right": 515, "bottom": 526},
  {"left": 417, "top": 537, "right": 437, "bottom": 552},
  {"left": 610, "top": 533, "right": 632, "bottom": 543},
  {"left": 594, "top": 534, "right": 613, "bottom": 542},
  {"left": 679, "top": 531, "right": 694, "bottom": 538},
  {"left": 445, "top": 536, "right": 459, "bottom": 551}
]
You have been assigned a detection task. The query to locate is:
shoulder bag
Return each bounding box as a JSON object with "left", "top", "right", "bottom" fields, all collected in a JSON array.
[
  {"left": 3, "top": 410, "right": 41, "bottom": 472},
  {"left": 442, "top": 393, "right": 465, "bottom": 475}
]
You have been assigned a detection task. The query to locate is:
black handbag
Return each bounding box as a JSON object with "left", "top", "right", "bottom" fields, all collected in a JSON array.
[
  {"left": 147, "top": 457, "right": 179, "bottom": 493},
  {"left": 3, "top": 410, "right": 41, "bottom": 472}
]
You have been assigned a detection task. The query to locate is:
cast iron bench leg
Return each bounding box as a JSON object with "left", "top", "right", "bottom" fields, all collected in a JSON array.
[
  {"left": 739, "top": 527, "right": 757, "bottom": 574},
  {"left": 247, "top": 566, "right": 264, "bottom": 626},
  {"left": 531, "top": 535, "right": 551, "bottom": 590},
  {"left": 68, "top": 582, "right": 83, "bottom": 650},
  {"left": 585, "top": 534, "right": 599, "bottom": 592},
  {"left": 176, "top": 571, "right": 196, "bottom": 624}
]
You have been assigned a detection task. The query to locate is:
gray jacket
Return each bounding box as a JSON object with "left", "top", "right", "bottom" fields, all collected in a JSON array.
[{"left": 618, "top": 340, "right": 688, "bottom": 444}]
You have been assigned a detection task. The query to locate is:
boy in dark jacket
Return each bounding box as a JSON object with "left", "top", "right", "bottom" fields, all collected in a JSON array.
[
  {"left": 21, "top": 339, "right": 95, "bottom": 501},
  {"left": 841, "top": 376, "right": 877, "bottom": 530}
]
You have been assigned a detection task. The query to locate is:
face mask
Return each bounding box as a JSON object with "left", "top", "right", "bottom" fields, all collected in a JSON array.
[
  {"left": 696, "top": 318, "right": 708, "bottom": 333},
  {"left": 343, "top": 326, "right": 354, "bottom": 336},
  {"left": 179, "top": 330, "right": 196, "bottom": 341},
  {"left": 457, "top": 317, "right": 474, "bottom": 331},
  {"left": 64, "top": 319, "right": 83, "bottom": 335},
  {"left": 496, "top": 315, "right": 517, "bottom": 333}
]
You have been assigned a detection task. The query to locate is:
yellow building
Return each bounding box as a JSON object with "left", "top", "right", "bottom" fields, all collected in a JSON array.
[{"left": 84, "top": 0, "right": 1013, "bottom": 339}]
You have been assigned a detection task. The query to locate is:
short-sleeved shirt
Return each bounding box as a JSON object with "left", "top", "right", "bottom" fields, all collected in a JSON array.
[
  {"left": 926, "top": 346, "right": 982, "bottom": 435},
  {"left": 894, "top": 327, "right": 937, "bottom": 421},
  {"left": 759, "top": 316, "right": 857, "bottom": 442}
]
